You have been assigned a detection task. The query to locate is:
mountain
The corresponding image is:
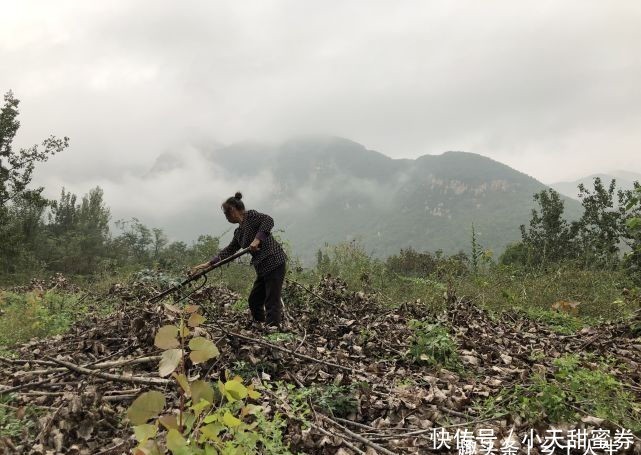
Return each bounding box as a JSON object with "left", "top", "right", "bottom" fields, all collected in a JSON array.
[
  {"left": 149, "top": 136, "right": 582, "bottom": 263},
  {"left": 550, "top": 171, "right": 641, "bottom": 200}
]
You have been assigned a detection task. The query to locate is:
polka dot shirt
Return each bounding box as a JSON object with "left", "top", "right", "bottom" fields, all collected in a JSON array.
[{"left": 210, "top": 209, "right": 287, "bottom": 276}]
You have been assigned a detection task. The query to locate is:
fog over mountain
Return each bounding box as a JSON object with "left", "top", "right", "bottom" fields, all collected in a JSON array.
[
  {"left": 3, "top": 1, "right": 640, "bottom": 261},
  {"left": 3, "top": 1, "right": 641, "bottom": 188},
  {"left": 31, "top": 136, "right": 586, "bottom": 263},
  {"left": 550, "top": 171, "right": 641, "bottom": 200}
]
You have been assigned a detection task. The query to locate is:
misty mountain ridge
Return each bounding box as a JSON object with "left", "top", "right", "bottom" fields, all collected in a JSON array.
[
  {"left": 147, "top": 136, "right": 581, "bottom": 263},
  {"left": 550, "top": 171, "right": 641, "bottom": 200}
]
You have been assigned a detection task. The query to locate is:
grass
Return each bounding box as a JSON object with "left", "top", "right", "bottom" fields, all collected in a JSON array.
[
  {"left": 0, "top": 396, "right": 42, "bottom": 440},
  {"left": 457, "top": 265, "right": 637, "bottom": 321},
  {"left": 407, "top": 320, "right": 462, "bottom": 371},
  {"left": 517, "top": 306, "right": 585, "bottom": 335},
  {"left": 475, "top": 354, "right": 641, "bottom": 432},
  {"left": 309, "top": 383, "right": 358, "bottom": 418},
  {"left": 231, "top": 360, "right": 280, "bottom": 379},
  {"left": 230, "top": 298, "right": 249, "bottom": 314},
  {"left": 0, "top": 290, "right": 89, "bottom": 349},
  {"left": 288, "top": 242, "right": 638, "bottom": 325}
]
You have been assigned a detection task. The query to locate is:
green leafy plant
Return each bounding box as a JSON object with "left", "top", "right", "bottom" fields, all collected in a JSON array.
[
  {"left": 407, "top": 320, "right": 461, "bottom": 370},
  {"left": 476, "top": 354, "right": 641, "bottom": 432},
  {"left": 269, "top": 382, "right": 312, "bottom": 426},
  {"left": 229, "top": 298, "right": 249, "bottom": 315},
  {"left": 309, "top": 384, "right": 358, "bottom": 418},
  {"left": 518, "top": 306, "right": 584, "bottom": 335},
  {"left": 128, "top": 304, "right": 292, "bottom": 455},
  {"left": 622, "top": 186, "right": 641, "bottom": 282},
  {"left": 0, "top": 396, "right": 41, "bottom": 440}
]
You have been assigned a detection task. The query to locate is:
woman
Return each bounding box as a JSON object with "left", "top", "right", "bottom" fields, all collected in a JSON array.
[{"left": 191, "top": 192, "right": 287, "bottom": 328}]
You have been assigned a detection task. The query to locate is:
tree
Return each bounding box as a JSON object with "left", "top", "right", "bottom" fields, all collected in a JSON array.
[
  {"left": 0, "top": 91, "right": 68, "bottom": 209},
  {"left": 499, "top": 242, "right": 529, "bottom": 267},
  {"left": 0, "top": 90, "right": 68, "bottom": 276},
  {"left": 158, "top": 241, "right": 189, "bottom": 270},
  {"left": 386, "top": 247, "right": 437, "bottom": 277},
  {"left": 520, "top": 189, "right": 577, "bottom": 266},
  {"left": 189, "top": 235, "right": 220, "bottom": 264},
  {"left": 0, "top": 191, "right": 48, "bottom": 274},
  {"left": 620, "top": 184, "right": 641, "bottom": 282},
  {"left": 76, "top": 187, "right": 111, "bottom": 273},
  {"left": 575, "top": 177, "right": 622, "bottom": 269},
  {"left": 152, "top": 228, "right": 169, "bottom": 261},
  {"left": 48, "top": 188, "right": 78, "bottom": 236},
  {"left": 112, "top": 218, "right": 154, "bottom": 266},
  {"left": 44, "top": 187, "right": 111, "bottom": 274}
]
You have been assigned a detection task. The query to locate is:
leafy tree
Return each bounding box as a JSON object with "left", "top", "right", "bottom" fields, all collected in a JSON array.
[
  {"left": 520, "top": 189, "right": 577, "bottom": 266},
  {"left": 188, "top": 234, "right": 220, "bottom": 265},
  {"left": 152, "top": 228, "right": 168, "bottom": 260},
  {"left": 112, "top": 218, "right": 154, "bottom": 266},
  {"left": 43, "top": 187, "right": 111, "bottom": 274},
  {"left": 0, "top": 91, "right": 68, "bottom": 276},
  {"left": 0, "top": 192, "right": 48, "bottom": 274},
  {"left": 575, "top": 177, "right": 622, "bottom": 269},
  {"left": 48, "top": 188, "right": 78, "bottom": 236},
  {"left": 386, "top": 247, "right": 438, "bottom": 277},
  {"left": 620, "top": 184, "right": 641, "bottom": 282},
  {"left": 158, "top": 241, "right": 189, "bottom": 270},
  {"left": 499, "top": 242, "right": 529, "bottom": 267},
  {"left": 0, "top": 91, "right": 68, "bottom": 209},
  {"left": 75, "top": 187, "right": 111, "bottom": 273}
]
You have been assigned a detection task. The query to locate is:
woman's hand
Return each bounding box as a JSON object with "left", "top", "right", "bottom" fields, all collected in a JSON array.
[
  {"left": 249, "top": 238, "right": 261, "bottom": 252},
  {"left": 189, "top": 262, "right": 210, "bottom": 276}
]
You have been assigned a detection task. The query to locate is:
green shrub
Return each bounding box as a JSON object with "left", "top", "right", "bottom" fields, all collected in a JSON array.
[
  {"left": 310, "top": 384, "right": 358, "bottom": 418},
  {"left": 129, "top": 304, "right": 293, "bottom": 455},
  {"left": 407, "top": 320, "right": 461, "bottom": 371}
]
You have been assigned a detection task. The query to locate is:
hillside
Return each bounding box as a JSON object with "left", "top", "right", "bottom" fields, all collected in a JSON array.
[
  {"left": 153, "top": 137, "right": 582, "bottom": 262},
  {"left": 550, "top": 171, "right": 641, "bottom": 200}
]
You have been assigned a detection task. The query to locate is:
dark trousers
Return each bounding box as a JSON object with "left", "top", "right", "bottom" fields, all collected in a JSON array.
[{"left": 248, "top": 262, "right": 286, "bottom": 325}]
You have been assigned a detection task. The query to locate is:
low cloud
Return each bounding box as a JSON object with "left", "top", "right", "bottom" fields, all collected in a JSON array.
[{"left": 4, "top": 0, "right": 640, "bottom": 222}]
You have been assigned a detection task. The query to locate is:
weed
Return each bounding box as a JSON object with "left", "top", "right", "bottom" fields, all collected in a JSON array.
[
  {"left": 518, "top": 307, "right": 584, "bottom": 335},
  {"left": 357, "top": 328, "right": 374, "bottom": 344},
  {"left": 231, "top": 360, "right": 279, "bottom": 380},
  {"left": 408, "top": 320, "right": 461, "bottom": 371},
  {"left": 280, "top": 382, "right": 313, "bottom": 426},
  {"left": 0, "top": 291, "right": 87, "bottom": 347},
  {"left": 310, "top": 384, "right": 358, "bottom": 418},
  {"left": 0, "top": 396, "right": 41, "bottom": 440},
  {"left": 476, "top": 354, "right": 641, "bottom": 432},
  {"left": 128, "top": 304, "right": 294, "bottom": 455},
  {"left": 394, "top": 377, "right": 416, "bottom": 388},
  {"left": 528, "top": 349, "right": 546, "bottom": 362},
  {"left": 230, "top": 298, "right": 249, "bottom": 314}
]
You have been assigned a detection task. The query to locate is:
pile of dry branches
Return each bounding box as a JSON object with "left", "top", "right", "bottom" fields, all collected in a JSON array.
[{"left": 1, "top": 275, "right": 640, "bottom": 454}]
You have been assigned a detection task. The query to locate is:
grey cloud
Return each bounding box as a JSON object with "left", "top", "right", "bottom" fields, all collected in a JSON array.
[{"left": 2, "top": 0, "right": 640, "bottom": 223}]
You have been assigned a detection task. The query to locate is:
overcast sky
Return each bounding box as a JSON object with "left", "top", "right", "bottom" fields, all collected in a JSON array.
[{"left": 2, "top": 1, "right": 641, "bottom": 211}]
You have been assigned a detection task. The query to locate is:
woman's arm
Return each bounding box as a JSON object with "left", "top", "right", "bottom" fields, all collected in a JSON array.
[
  {"left": 254, "top": 212, "right": 274, "bottom": 242},
  {"left": 209, "top": 235, "right": 241, "bottom": 265}
]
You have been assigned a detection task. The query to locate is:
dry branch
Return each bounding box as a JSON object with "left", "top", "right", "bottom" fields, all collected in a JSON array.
[
  {"left": 45, "top": 356, "right": 169, "bottom": 386},
  {"left": 319, "top": 414, "right": 398, "bottom": 455},
  {"left": 219, "top": 327, "right": 368, "bottom": 375}
]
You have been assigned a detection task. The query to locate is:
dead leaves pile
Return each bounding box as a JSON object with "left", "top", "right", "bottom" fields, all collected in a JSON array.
[{"left": 0, "top": 275, "right": 640, "bottom": 454}]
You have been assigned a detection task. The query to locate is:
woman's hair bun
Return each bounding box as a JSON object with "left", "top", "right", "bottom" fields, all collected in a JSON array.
[{"left": 234, "top": 192, "right": 243, "bottom": 200}]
